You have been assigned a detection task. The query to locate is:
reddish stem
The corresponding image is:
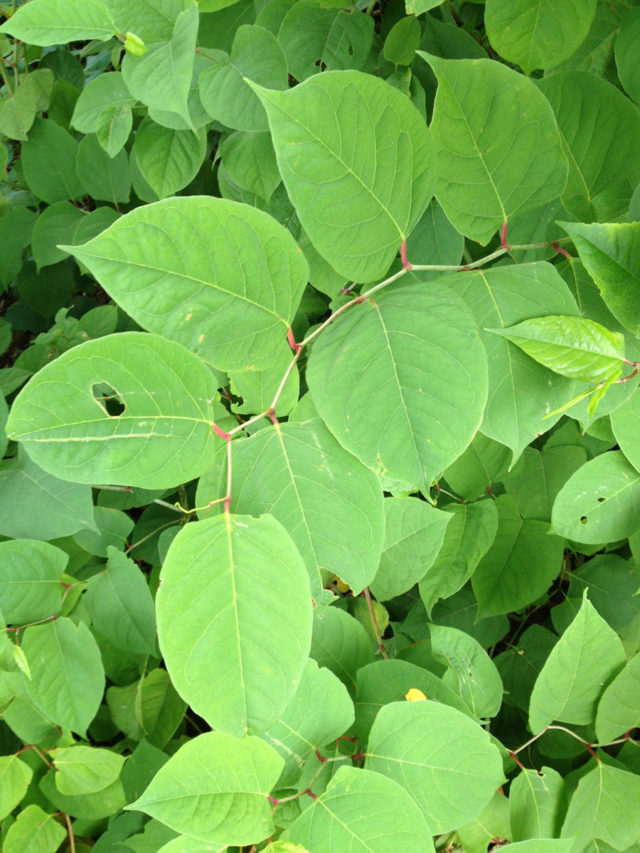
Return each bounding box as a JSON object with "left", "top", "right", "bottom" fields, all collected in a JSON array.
[
  {"left": 500, "top": 222, "right": 511, "bottom": 249},
  {"left": 350, "top": 753, "right": 367, "bottom": 761},
  {"left": 287, "top": 326, "right": 301, "bottom": 353},
  {"left": 304, "top": 788, "right": 318, "bottom": 800},
  {"left": 267, "top": 408, "right": 279, "bottom": 427},
  {"left": 552, "top": 241, "right": 571, "bottom": 259},
  {"left": 212, "top": 423, "right": 231, "bottom": 441},
  {"left": 314, "top": 749, "right": 327, "bottom": 763},
  {"left": 400, "top": 240, "right": 412, "bottom": 270},
  {"left": 509, "top": 751, "right": 525, "bottom": 771}
]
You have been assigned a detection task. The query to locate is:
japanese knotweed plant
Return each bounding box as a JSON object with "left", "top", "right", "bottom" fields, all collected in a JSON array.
[{"left": 1, "top": 0, "right": 640, "bottom": 851}]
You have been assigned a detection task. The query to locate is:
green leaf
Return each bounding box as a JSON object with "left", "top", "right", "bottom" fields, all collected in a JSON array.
[
  {"left": 158, "top": 837, "right": 225, "bottom": 853},
  {"left": 616, "top": 8, "right": 640, "bottom": 103},
  {"left": 421, "top": 54, "right": 568, "bottom": 244},
  {"left": 218, "top": 419, "right": 384, "bottom": 597},
  {"left": 121, "top": 5, "right": 199, "bottom": 130},
  {"left": 286, "top": 766, "right": 435, "bottom": 850},
  {"left": 488, "top": 315, "right": 626, "bottom": 384},
  {"left": 537, "top": 73, "right": 640, "bottom": 220},
  {"left": 472, "top": 494, "right": 565, "bottom": 617},
  {"left": 503, "top": 444, "right": 588, "bottom": 522},
  {"left": 251, "top": 70, "right": 434, "bottom": 282},
  {"left": 595, "top": 652, "right": 640, "bottom": 742},
  {"left": 560, "top": 221, "right": 640, "bottom": 336},
  {"left": 218, "top": 130, "right": 280, "bottom": 202},
  {"left": 419, "top": 500, "right": 498, "bottom": 613},
  {"left": 568, "top": 554, "right": 640, "bottom": 631},
  {"left": 611, "top": 386, "right": 640, "bottom": 473},
  {"left": 50, "top": 745, "right": 125, "bottom": 795},
  {"left": 509, "top": 766, "right": 567, "bottom": 841},
  {"left": 132, "top": 119, "right": 206, "bottom": 199},
  {"left": 107, "top": 668, "right": 186, "bottom": 745},
  {"left": 156, "top": 514, "right": 312, "bottom": 736},
  {"left": 0, "top": 755, "right": 33, "bottom": 821},
  {"left": 442, "top": 431, "right": 511, "bottom": 501},
  {"left": 528, "top": 593, "right": 626, "bottom": 733},
  {"left": 370, "top": 497, "right": 451, "bottom": 601},
  {"left": 76, "top": 134, "right": 131, "bottom": 204},
  {"left": 0, "top": 0, "right": 116, "bottom": 45},
  {"left": 307, "top": 283, "right": 488, "bottom": 491},
  {"left": 261, "top": 659, "right": 354, "bottom": 786},
  {"left": 2, "top": 804, "right": 66, "bottom": 853},
  {"left": 39, "top": 768, "right": 126, "bottom": 820},
  {"left": 22, "top": 617, "right": 105, "bottom": 736},
  {"left": 7, "top": 333, "right": 220, "bottom": 489},
  {"left": 199, "top": 26, "right": 288, "bottom": 131},
  {"left": 365, "top": 701, "right": 504, "bottom": 833},
  {"left": 551, "top": 451, "right": 640, "bottom": 544},
  {"left": 384, "top": 16, "right": 421, "bottom": 67},
  {"left": 485, "top": 0, "right": 597, "bottom": 74},
  {"left": 71, "top": 72, "right": 137, "bottom": 134},
  {"left": 106, "top": 0, "right": 193, "bottom": 42},
  {"left": 561, "top": 762, "right": 640, "bottom": 850},
  {"left": 445, "top": 263, "right": 582, "bottom": 459},
  {"left": 0, "top": 539, "right": 67, "bottom": 624},
  {"left": 0, "top": 77, "right": 38, "bottom": 141},
  {"left": 64, "top": 197, "right": 309, "bottom": 371},
  {"left": 310, "top": 604, "right": 375, "bottom": 692},
  {"left": 84, "top": 547, "right": 157, "bottom": 656},
  {"left": 429, "top": 624, "right": 503, "bottom": 717},
  {"left": 21, "top": 118, "right": 83, "bottom": 204},
  {"left": 96, "top": 103, "right": 134, "bottom": 158},
  {"left": 31, "top": 202, "right": 84, "bottom": 270},
  {"left": 129, "top": 731, "right": 283, "bottom": 846},
  {"left": 228, "top": 339, "right": 299, "bottom": 416}
]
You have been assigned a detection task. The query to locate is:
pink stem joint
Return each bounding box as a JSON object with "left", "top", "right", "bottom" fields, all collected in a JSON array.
[{"left": 400, "top": 240, "right": 412, "bottom": 270}]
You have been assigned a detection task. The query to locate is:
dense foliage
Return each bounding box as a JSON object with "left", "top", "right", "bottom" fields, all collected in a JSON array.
[{"left": 1, "top": 0, "right": 640, "bottom": 851}]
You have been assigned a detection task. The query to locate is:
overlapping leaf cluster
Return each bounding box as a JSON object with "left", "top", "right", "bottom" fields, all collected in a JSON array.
[{"left": 1, "top": 0, "right": 640, "bottom": 851}]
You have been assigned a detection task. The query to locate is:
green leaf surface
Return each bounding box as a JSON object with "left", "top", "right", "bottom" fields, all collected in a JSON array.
[
  {"left": 442, "top": 431, "right": 511, "bottom": 501},
  {"left": 444, "top": 263, "right": 582, "bottom": 459},
  {"left": 0, "top": 539, "right": 67, "bottom": 624},
  {"left": 0, "top": 755, "right": 33, "bottom": 821},
  {"left": 7, "top": 333, "right": 220, "bottom": 489},
  {"left": 22, "top": 617, "right": 105, "bottom": 736},
  {"left": 370, "top": 497, "right": 451, "bottom": 601},
  {"left": 610, "top": 387, "right": 640, "bottom": 473},
  {"left": 307, "top": 283, "right": 488, "bottom": 491},
  {"left": 0, "top": 0, "right": 116, "bottom": 45},
  {"left": 568, "top": 554, "right": 640, "bottom": 631},
  {"left": 105, "top": 0, "right": 193, "bottom": 42},
  {"left": 365, "top": 700, "right": 504, "bottom": 833},
  {"left": 419, "top": 500, "right": 498, "bottom": 613},
  {"left": 65, "top": 197, "right": 308, "bottom": 371},
  {"left": 261, "top": 659, "right": 354, "bottom": 786},
  {"left": 616, "top": 8, "right": 640, "bottom": 103},
  {"left": 96, "top": 103, "right": 133, "bottom": 158},
  {"left": 509, "top": 766, "right": 567, "bottom": 841},
  {"left": 218, "top": 419, "right": 384, "bottom": 597},
  {"left": 430, "top": 624, "right": 503, "bottom": 717},
  {"left": 286, "top": 766, "right": 435, "bottom": 851},
  {"left": 21, "top": 118, "right": 83, "bottom": 203},
  {"left": 251, "top": 69, "right": 434, "bottom": 282},
  {"left": 129, "top": 731, "right": 283, "bottom": 846},
  {"left": 71, "top": 72, "right": 137, "bottom": 134},
  {"left": 485, "top": 0, "right": 597, "bottom": 74},
  {"left": 157, "top": 514, "right": 312, "bottom": 736},
  {"left": 595, "top": 652, "right": 640, "bottom": 742},
  {"left": 132, "top": 119, "right": 206, "bottom": 199},
  {"left": 551, "top": 451, "right": 640, "bottom": 544},
  {"left": 560, "top": 221, "right": 640, "bottom": 336},
  {"left": 39, "top": 768, "right": 126, "bottom": 820},
  {"left": 76, "top": 134, "right": 131, "bottom": 203},
  {"left": 50, "top": 745, "right": 125, "bottom": 795},
  {"left": 384, "top": 16, "right": 421, "bottom": 67},
  {"left": 0, "top": 447, "right": 95, "bottom": 540},
  {"left": 310, "top": 604, "right": 375, "bottom": 692},
  {"left": 528, "top": 593, "right": 626, "bottom": 733},
  {"left": 121, "top": 5, "right": 199, "bottom": 130},
  {"left": 503, "top": 444, "right": 588, "bottom": 522},
  {"left": 31, "top": 201, "right": 84, "bottom": 270},
  {"left": 2, "top": 804, "right": 66, "bottom": 853},
  {"left": 218, "top": 130, "right": 280, "bottom": 202},
  {"left": 228, "top": 339, "right": 299, "bottom": 416},
  {"left": 472, "top": 494, "right": 565, "bottom": 617},
  {"left": 561, "top": 763, "right": 640, "bottom": 851},
  {"left": 84, "top": 547, "right": 157, "bottom": 656},
  {"left": 422, "top": 54, "right": 568, "bottom": 244},
  {"left": 488, "top": 315, "right": 625, "bottom": 384}
]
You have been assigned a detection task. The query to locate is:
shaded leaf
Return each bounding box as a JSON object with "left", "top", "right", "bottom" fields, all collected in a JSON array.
[
  {"left": 0, "top": 539, "right": 67, "bottom": 624},
  {"left": 595, "top": 652, "right": 640, "bottom": 742}
]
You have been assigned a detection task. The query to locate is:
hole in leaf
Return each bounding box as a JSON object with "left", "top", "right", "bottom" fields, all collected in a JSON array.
[
  {"left": 348, "top": 45, "right": 354, "bottom": 55},
  {"left": 580, "top": 516, "right": 589, "bottom": 525},
  {"left": 597, "top": 497, "right": 606, "bottom": 503},
  {"left": 92, "top": 383, "right": 126, "bottom": 417}
]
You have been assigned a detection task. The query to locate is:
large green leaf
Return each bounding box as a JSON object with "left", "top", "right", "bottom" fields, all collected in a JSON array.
[
  {"left": 260, "top": 659, "right": 354, "bottom": 786},
  {"left": 156, "top": 514, "right": 312, "bottom": 736},
  {"left": 22, "top": 617, "right": 105, "bottom": 736},
  {"left": 443, "top": 263, "right": 582, "bottom": 459},
  {"left": 286, "top": 766, "right": 435, "bottom": 851},
  {"left": 485, "top": 0, "right": 597, "bottom": 74},
  {"left": 0, "top": 755, "right": 33, "bottom": 821},
  {"left": 213, "top": 419, "right": 384, "bottom": 597},
  {"left": 370, "top": 497, "right": 451, "bottom": 601},
  {"left": 472, "top": 494, "right": 565, "bottom": 617},
  {"left": 551, "top": 451, "right": 640, "bottom": 544},
  {"left": 595, "top": 652, "right": 640, "bottom": 742},
  {"left": 616, "top": 8, "right": 640, "bottom": 103},
  {"left": 421, "top": 54, "right": 568, "bottom": 244},
  {"left": 418, "top": 499, "right": 498, "bottom": 613},
  {"left": 560, "top": 221, "right": 640, "bottom": 336},
  {"left": 129, "top": 731, "right": 283, "bottom": 846},
  {"left": 528, "top": 594, "right": 626, "bottom": 733},
  {"left": 0, "top": 0, "right": 116, "bottom": 45},
  {"left": 561, "top": 763, "right": 640, "bottom": 851},
  {"left": 537, "top": 73, "right": 640, "bottom": 220},
  {"left": 365, "top": 701, "right": 504, "bottom": 833},
  {"left": 65, "top": 197, "right": 308, "bottom": 371},
  {"left": 611, "top": 388, "right": 640, "bottom": 473},
  {"left": 71, "top": 72, "right": 137, "bottom": 134},
  {"left": 104, "top": 0, "right": 193, "bottom": 42},
  {"left": 307, "top": 283, "right": 488, "bottom": 491},
  {"left": 0, "top": 539, "right": 67, "bottom": 624},
  {"left": 251, "top": 70, "right": 434, "bottom": 282},
  {"left": 7, "top": 333, "right": 220, "bottom": 489},
  {"left": 2, "top": 805, "right": 66, "bottom": 853},
  {"left": 509, "top": 767, "right": 567, "bottom": 841}
]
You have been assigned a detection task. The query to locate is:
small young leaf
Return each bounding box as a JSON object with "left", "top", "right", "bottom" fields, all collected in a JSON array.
[{"left": 487, "top": 315, "right": 625, "bottom": 384}]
